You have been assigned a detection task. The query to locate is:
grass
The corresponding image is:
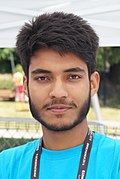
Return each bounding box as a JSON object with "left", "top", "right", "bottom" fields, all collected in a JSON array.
[
  {"left": 0, "top": 101, "right": 120, "bottom": 122},
  {"left": 88, "top": 107, "right": 120, "bottom": 122},
  {"left": 0, "top": 101, "right": 32, "bottom": 118},
  {"left": 0, "top": 74, "right": 14, "bottom": 90}
]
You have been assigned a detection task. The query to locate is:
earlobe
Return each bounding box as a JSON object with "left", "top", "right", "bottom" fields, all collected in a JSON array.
[
  {"left": 23, "top": 76, "right": 28, "bottom": 97},
  {"left": 90, "top": 72, "right": 100, "bottom": 97}
]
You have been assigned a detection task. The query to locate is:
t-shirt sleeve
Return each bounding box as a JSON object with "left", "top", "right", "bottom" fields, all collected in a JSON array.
[
  {"left": 116, "top": 140, "right": 120, "bottom": 179},
  {"left": 0, "top": 149, "right": 14, "bottom": 178},
  {"left": 119, "top": 151, "right": 120, "bottom": 178},
  {"left": 0, "top": 151, "right": 6, "bottom": 178},
  {"left": 0, "top": 153, "right": 2, "bottom": 178}
]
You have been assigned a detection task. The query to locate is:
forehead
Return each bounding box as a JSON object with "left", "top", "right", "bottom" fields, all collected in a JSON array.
[{"left": 29, "top": 48, "right": 88, "bottom": 73}]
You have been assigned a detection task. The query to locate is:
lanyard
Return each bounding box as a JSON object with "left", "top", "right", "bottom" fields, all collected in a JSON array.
[{"left": 31, "top": 129, "right": 94, "bottom": 179}]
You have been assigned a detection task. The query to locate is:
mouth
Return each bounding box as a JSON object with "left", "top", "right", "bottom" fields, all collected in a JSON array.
[{"left": 47, "top": 105, "right": 72, "bottom": 114}]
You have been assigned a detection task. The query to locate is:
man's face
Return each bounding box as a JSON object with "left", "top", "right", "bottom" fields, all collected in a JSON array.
[{"left": 24, "top": 48, "right": 98, "bottom": 131}]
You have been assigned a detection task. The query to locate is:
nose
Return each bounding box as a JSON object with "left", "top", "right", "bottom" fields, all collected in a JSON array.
[{"left": 49, "top": 79, "right": 68, "bottom": 98}]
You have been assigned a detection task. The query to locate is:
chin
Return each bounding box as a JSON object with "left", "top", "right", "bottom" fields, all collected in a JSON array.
[{"left": 35, "top": 115, "right": 85, "bottom": 132}]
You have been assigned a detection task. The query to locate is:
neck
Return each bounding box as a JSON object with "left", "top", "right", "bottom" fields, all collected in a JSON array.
[{"left": 42, "top": 119, "right": 88, "bottom": 150}]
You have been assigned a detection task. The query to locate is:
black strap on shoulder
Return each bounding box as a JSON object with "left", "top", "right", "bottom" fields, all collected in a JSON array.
[
  {"left": 77, "top": 130, "right": 94, "bottom": 179},
  {"left": 31, "top": 139, "right": 42, "bottom": 179}
]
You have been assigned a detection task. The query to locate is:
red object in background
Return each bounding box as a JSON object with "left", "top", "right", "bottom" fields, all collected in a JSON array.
[{"left": 16, "top": 85, "right": 23, "bottom": 94}]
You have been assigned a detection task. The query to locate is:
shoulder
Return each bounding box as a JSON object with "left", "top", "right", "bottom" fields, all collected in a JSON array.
[
  {"left": 0, "top": 139, "right": 41, "bottom": 178},
  {"left": 94, "top": 132, "right": 120, "bottom": 153},
  {"left": 0, "top": 138, "right": 40, "bottom": 162}
]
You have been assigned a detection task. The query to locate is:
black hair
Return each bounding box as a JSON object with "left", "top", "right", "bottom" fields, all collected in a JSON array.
[{"left": 16, "top": 12, "right": 99, "bottom": 76}]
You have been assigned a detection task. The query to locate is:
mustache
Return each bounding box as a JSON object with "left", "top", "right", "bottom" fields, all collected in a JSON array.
[{"left": 42, "top": 98, "right": 77, "bottom": 109}]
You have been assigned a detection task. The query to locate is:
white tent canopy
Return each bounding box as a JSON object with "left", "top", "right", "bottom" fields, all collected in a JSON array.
[{"left": 0, "top": 0, "right": 120, "bottom": 48}]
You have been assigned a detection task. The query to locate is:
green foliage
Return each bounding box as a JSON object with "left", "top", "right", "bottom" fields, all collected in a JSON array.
[
  {"left": 107, "top": 47, "right": 120, "bottom": 64},
  {"left": 97, "top": 47, "right": 120, "bottom": 71},
  {"left": 0, "top": 48, "right": 20, "bottom": 73},
  {"left": 0, "top": 138, "right": 33, "bottom": 151},
  {"left": 97, "top": 48, "right": 105, "bottom": 71},
  {"left": 0, "top": 60, "right": 11, "bottom": 73},
  {"left": 0, "top": 79, "right": 14, "bottom": 90},
  {"left": 0, "top": 74, "right": 14, "bottom": 90},
  {"left": 15, "top": 64, "right": 23, "bottom": 73},
  {"left": 0, "top": 48, "right": 15, "bottom": 61}
]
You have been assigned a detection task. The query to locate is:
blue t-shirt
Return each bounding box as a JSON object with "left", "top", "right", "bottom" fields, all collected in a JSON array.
[{"left": 0, "top": 132, "right": 120, "bottom": 179}]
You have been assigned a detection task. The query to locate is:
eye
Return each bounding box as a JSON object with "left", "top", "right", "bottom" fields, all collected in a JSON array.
[
  {"left": 34, "top": 76, "right": 49, "bottom": 81},
  {"left": 68, "top": 74, "right": 81, "bottom": 80}
]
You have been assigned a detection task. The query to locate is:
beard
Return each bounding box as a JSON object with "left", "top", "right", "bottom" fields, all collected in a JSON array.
[{"left": 28, "top": 91, "right": 91, "bottom": 132}]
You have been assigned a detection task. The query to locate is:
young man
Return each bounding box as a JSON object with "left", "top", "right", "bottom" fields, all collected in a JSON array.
[{"left": 0, "top": 12, "right": 120, "bottom": 179}]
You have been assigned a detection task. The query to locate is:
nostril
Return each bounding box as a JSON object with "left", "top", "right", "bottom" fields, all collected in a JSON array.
[{"left": 49, "top": 87, "right": 68, "bottom": 98}]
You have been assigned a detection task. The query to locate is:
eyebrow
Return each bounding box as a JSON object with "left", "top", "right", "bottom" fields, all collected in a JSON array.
[
  {"left": 31, "top": 67, "right": 85, "bottom": 75},
  {"left": 64, "top": 67, "right": 85, "bottom": 73},
  {"left": 31, "top": 69, "right": 51, "bottom": 74}
]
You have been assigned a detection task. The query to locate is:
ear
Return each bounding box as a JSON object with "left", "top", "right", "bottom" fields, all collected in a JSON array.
[
  {"left": 23, "top": 75, "right": 28, "bottom": 97},
  {"left": 90, "top": 71, "right": 100, "bottom": 97}
]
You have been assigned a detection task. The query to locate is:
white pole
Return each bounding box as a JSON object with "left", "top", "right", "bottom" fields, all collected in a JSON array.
[
  {"left": 91, "top": 93, "right": 102, "bottom": 121},
  {"left": 91, "top": 93, "right": 104, "bottom": 133}
]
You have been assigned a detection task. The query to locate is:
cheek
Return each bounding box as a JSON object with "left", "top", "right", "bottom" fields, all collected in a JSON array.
[
  {"left": 68, "top": 83, "right": 90, "bottom": 105},
  {"left": 28, "top": 83, "right": 50, "bottom": 105},
  {"left": 68, "top": 82, "right": 89, "bottom": 95}
]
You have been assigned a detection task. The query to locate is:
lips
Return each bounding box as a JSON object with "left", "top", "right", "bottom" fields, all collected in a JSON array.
[{"left": 47, "top": 105, "right": 72, "bottom": 114}]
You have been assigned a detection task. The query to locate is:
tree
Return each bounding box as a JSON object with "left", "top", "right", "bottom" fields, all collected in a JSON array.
[
  {"left": 97, "top": 47, "right": 120, "bottom": 84},
  {"left": 0, "top": 48, "right": 20, "bottom": 73}
]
